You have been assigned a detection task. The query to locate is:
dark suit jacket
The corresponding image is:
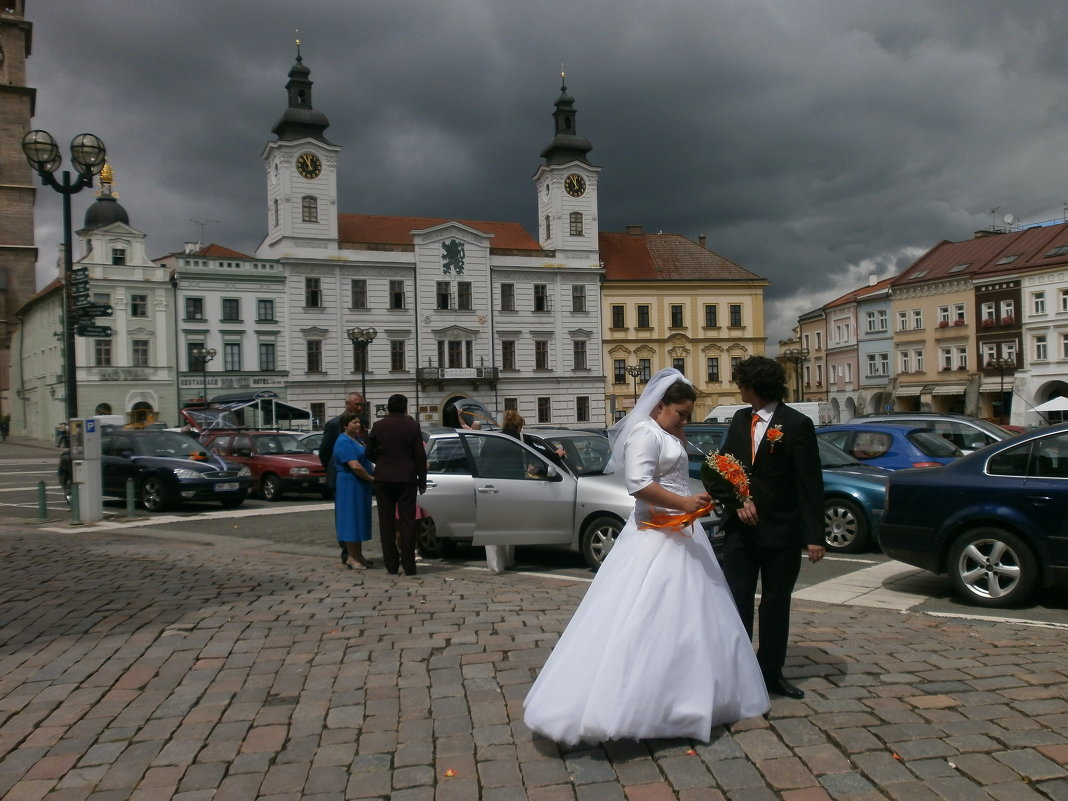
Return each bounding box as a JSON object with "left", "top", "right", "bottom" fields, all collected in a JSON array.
[
  {"left": 721, "top": 403, "right": 823, "bottom": 549},
  {"left": 367, "top": 413, "right": 427, "bottom": 491}
]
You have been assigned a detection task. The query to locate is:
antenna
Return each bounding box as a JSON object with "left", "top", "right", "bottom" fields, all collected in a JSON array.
[
  {"left": 190, "top": 217, "right": 219, "bottom": 243},
  {"left": 990, "top": 207, "right": 999, "bottom": 229},
  {"left": 1003, "top": 213, "right": 1015, "bottom": 227}
]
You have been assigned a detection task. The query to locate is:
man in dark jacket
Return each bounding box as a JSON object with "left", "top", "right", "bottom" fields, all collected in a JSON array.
[
  {"left": 319, "top": 392, "right": 366, "bottom": 564},
  {"left": 720, "top": 356, "right": 824, "bottom": 699},
  {"left": 367, "top": 393, "right": 427, "bottom": 576}
]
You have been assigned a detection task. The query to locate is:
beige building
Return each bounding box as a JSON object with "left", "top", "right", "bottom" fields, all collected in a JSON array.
[{"left": 600, "top": 227, "right": 766, "bottom": 422}]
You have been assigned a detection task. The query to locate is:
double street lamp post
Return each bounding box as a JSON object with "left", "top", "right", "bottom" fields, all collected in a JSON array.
[
  {"left": 626, "top": 364, "right": 643, "bottom": 405},
  {"left": 347, "top": 327, "right": 377, "bottom": 405},
  {"left": 191, "top": 347, "right": 217, "bottom": 408},
  {"left": 781, "top": 347, "right": 810, "bottom": 402},
  {"left": 22, "top": 130, "right": 107, "bottom": 422},
  {"left": 986, "top": 357, "right": 1014, "bottom": 424}
]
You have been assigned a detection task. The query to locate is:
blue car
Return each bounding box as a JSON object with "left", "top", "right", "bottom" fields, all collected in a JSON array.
[
  {"left": 817, "top": 424, "right": 961, "bottom": 471},
  {"left": 879, "top": 422, "right": 1068, "bottom": 608}
]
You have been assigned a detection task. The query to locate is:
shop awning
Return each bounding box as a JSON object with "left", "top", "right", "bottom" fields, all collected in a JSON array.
[
  {"left": 931, "top": 383, "right": 969, "bottom": 396},
  {"left": 895, "top": 385, "right": 925, "bottom": 397}
]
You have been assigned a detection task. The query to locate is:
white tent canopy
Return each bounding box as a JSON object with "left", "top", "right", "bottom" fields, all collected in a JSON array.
[{"left": 1034, "top": 396, "right": 1068, "bottom": 412}]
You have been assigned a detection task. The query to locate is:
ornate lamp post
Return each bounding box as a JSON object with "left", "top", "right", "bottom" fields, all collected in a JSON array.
[
  {"left": 986, "top": 356, "right": 1014, "bottom": 424},
  {"left": 781, "top": 347, "right": 810, "bottom": 402},
  {"left": 626, "top": 364, "right": 643, "bottom": 405},
  {"left": 347, "top": 327, "right": 377, "bottom": 404},
  {"left": 190, "top": 346, "right": 216, "bottom": 408},
  {"left": 22, "top": 130, "right": 107, "bottom": 422}
]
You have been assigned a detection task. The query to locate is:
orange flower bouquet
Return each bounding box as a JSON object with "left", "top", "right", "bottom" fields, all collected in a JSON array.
[{"left": 701, "top": 452, "right": 751, "bottom": 509}]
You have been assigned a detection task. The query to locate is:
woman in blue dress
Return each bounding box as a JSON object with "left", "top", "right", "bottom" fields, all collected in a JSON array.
[{"left": 333, "top": 411, "right": 375, "bottom": 569}]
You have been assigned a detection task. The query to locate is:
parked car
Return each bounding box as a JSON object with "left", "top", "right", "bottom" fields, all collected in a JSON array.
[
  {"left": 851, "top": 413, "right": 1011, "bottom": 453},
  {"left": 685, "top": 422, "right": 730, "bottom": 459},
  {"left": 200, "top": 430, "right": 326, "bottom": 500},
  {"left": 817, "top": 424, "right": 961, "bottom": 470},
  {"left": 686, "top": 431, "right": 889, "bottom": 553},
  {"left": 58, "top": 429, "right": 252, "bottom": 512},
  {"left": 298, "top": 431, "right": 324, "bottom": 456},
  {"left": 415, "top": 429, "right": 720, "bottom": 569},
  {"left": 879, "top": 423, "right": 1068, "bottom": 607}
]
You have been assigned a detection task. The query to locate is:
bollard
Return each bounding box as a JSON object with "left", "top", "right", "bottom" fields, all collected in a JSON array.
[
  {"left": 126, "top": 477, "right": 136, "bottom": 518},
  {"left": 38, "top": 481, "right": 47, "bottom": 520},
  {"left": 70, "top": 482, "right": 83, "bottom": 526}
]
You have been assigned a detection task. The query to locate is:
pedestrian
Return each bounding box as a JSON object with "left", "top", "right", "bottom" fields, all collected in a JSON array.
[
  {"left": 367, "top": 394, "right": 427, "bottom": 576},
  {"left": 0, "top": 418, "right": 8, "bottom": 442},
  {"left": 332, "top": 412, "right": 375, "bottom": 570},
  {"left": 719, "top": 356, "right": 825, "bottom": 699},
  {"left": 320, "top": 392, "right": 367, "bottom": 566},
  {"left": 523, "top": 368, "right": 769, "bottom": 745}
]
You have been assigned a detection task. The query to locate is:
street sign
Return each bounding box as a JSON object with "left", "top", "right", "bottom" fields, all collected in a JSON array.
[
  {"left": 70, "top": 279, "right": 91, "bottom": 295},
  {"left": 81, "top": 303, "right": 113, "bottom": 318},
  {"left": 75, "top": 324, "right": 112, "bottom": 338},
  {"left": 70, "top": 267, "right": 89, "bottom": 281},
  {"left": 72, "top": 292, "right": 92, "bottom": 308}
]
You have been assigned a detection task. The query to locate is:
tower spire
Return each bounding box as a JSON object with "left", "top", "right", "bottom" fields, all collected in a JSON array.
[
  {"left": 539, "top": 72, "right": 593, "bottom": 166},
  {"left": 270, "top": 40, "right": 333, "bottom": 143}
]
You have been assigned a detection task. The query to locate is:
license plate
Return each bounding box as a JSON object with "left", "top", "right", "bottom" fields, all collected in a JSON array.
[
  {"left": 215, "top": 483, "right": 239, "bottom": 492},
  {"left": 318, "top": 477, "right": 326, "bottom": 484}
]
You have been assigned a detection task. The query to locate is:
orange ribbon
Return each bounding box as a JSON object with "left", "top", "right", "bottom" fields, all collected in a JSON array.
[{"left": 638, "top": 502, "right": 714, "bottom": 535}]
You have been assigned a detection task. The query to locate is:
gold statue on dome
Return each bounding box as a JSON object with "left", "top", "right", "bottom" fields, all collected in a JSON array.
[{"left": 96, "top": 161, "right": 118, "bottom": 198}]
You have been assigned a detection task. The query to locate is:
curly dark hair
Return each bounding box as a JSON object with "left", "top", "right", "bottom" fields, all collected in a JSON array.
[
  {"left": 661, "top": 380, "right": 697, "bottom": 406},
  {"left": 732, "top": 356, "right": 787, "bottom": 402}
]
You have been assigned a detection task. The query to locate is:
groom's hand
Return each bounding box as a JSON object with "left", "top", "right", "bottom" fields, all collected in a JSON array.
[{"left": 737, "top": 500, "right": 758, "bottom": 526}]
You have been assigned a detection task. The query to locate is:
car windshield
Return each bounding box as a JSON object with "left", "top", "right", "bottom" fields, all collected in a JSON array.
[
  {"left": 130, "top": 432, "right": 209, "bottom": 458},
  {"left": 183, "top": 408, "right": 240, "bottom": 430},
  {"left": 908, "top": 430, "right": 963, "bottom": 457},
  {"left": 817, "top": 439, "right": 862, "bottom": 468},
  {"left": 546, "top": 434, "right": 612, "bottom": 476},
  {"left": 252, "top": 434, "right": 311, "bottom": 454}
]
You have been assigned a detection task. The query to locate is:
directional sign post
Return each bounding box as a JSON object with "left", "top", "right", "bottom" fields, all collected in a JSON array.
[
  {"left": 75, "top": 324, "right": 113, "bottom": 338},
  {"left": 70, "top": 279, "right": 91, "bottom": 295},
  {"left": 80, "top": 303, "right": 113, "bottom": 318},
  {"left": 72, "top": 292, "right": 92, "bottom": 308},
  {"left": 70, "top": 267, "right": 89, "bottom": 282}
]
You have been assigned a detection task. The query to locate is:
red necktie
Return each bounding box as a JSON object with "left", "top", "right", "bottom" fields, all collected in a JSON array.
[{"left": 751, "top": 413, "right": 760, "bottom": 462}]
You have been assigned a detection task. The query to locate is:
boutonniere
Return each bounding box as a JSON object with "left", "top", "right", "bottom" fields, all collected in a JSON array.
[{"left": 766, "top": 425, "right": 784, "bottom": 453}]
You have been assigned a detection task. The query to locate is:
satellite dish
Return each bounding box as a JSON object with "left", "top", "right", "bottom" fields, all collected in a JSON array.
[{"left": 1004, "top": 213, "right": 1016, "bottom": 225}]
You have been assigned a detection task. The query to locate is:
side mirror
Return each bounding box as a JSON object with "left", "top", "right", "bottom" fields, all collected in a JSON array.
[{"left": 546, "top": 464, "right": 563, "bottom": 482}]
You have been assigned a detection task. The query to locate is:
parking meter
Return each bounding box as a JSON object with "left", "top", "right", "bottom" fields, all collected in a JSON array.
[{"left": 70, "top": 418, "right": 103, "bottom": 522}]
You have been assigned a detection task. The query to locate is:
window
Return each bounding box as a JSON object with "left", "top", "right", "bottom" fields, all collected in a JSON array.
[
  {"left": 220, "top": 343, "right": 240, "bottom": 371},
  {"left": 983, "top": 343, "right": 997, "bottom": 365},
  {"left": 940, "top": 347, "right": 953, "bottom": 370},
  {"left": 865, "top": 310, "right": 887, "bottom": 332},
  {"left": 914, "top": 349, "right": 924, "bottom": 372},
  {"left": 569, "top": 212, "right": 583, "bottom": 236},
  {"left": 305, "top": 277, "right": 322, "bottom": 307},
  {"left": 310, "top": 402, "right": 325, "bottom": 430},
  {"left": 1035, "top": 335, "right": 1048, "bottom": 361},
  {"left": 188, "top": 343, "right": 209, "bottom": 371},
  {"left": 982, "top": 302, "right": 996, "bottom": 321},
  {"left": 537, "top": 397, "right": 551, "bottom": 424},
  {"left": 938, "top": 306, "right": 950, "bottom": 324},
  {"left": 501, "top": 340, "right": 516, "bottom": 370},
  {"left": 1000, "top": 300, "right": 1015, "bottom": 319},
  {"left": 273, "top": 198, "right": 279, "bottom": 228},
  {"left": 707, "top": 357, "right": 720, "bottom": 383},
  {"left": 957, "top": 346, "right": 968, "bottom": 370},
  {"left": 1003, "top": 341, "right": 1017, "bottom": 364},
  {"left": 1033, "top": 291, "right": 1046, "bottom": 315},
  {"left": 637, "top": 305, "right": 650, "bottom": 328},
  {"left": 95, "top": 339, "right": 112, "bottom": 367},
  {"left": 672, "top": 357, "right": 685, "bottom": 374},
  {"left": 900, "top": 350, "right": 911, "bottom": 373},
  {"left": 535, "top": 340, "right": 549, "bottom": 370},
  {"left": 504, "top": 397, "right": 518, "bottom": 412},
  {"left": 390, "top": 340, "right": 405, "bottom": 371},
  {"left": 704, "top": 305, "right": 718, "bottom": 327},
  {"left": 730, "top": 356, "right": 741, "bottom": 381},
  {"left": 1063, "top": 333, "right": 1068, "bottom": 360},
  {"left": 131, "top": 340, "right": 149, "bottom": 368},
  {"left": 389, "top": 280, "right": 405, "bottom": 310},
  {"left": 501, "top": 283, "right": 515, "bottom": 311},
  {"left": 611, "top": 305, "right": 625, "bottom": 328},
  {"left": 184, "top": 297, "right": 204, "bottom": 320},
  {"left": 815, "top": 331, "right": 822, "bottom": 350},
  {"left": 256, "top": 299, "right": 275, "bottom": 321},
  {"left": 866, "top": 353, "right": 889, "bottom": 377},
  {"left": 1061, "top": 289, "right": 1068, "bottom": 313},
  {"left": 576, "top": 396, "right": 590, "bottom": 423},
  {"left": 436, "top": 281, "right": 451, "bottom": 310},
  {"left": 670, "top": 305, "right": 684, "bottom": 327},
  {"left": 259, "top": 342, "right": 276, "bottom": 371},
  {"left": 111, "top": 248, "right": 126, "bottom": 265},
  {"left": 639, "top": 358, "right": 651, "bottom": 382},
  {"left": 954, "top": 303, "right": 966, "bottom": 322},
  {"left": 573, "top": 340, "right": 587, "bottom": 370},
  {"left": 534, "top": 284, "right": 549, "bottom": 312},
  {"left": 614, "top": 359, "right": 626, "bottom": 384},
  {"left": 816, "top": 363, "right": 825, "bottom": 385},
  {"left": 897, "top": 311, "right": 909, "bottom": 332},
  {"left": 729, "top": 304, "right": 742, "bottom": 327},
  {"left": 306, "top": 340, "right": 323, "bottom": 372},
  {"left": 544, "top": 214, "right": 551, "bottom": 240},
  {"left": 457, "top": 281, "right": 472, "bottom": 311},
  {"left": 130, "top": 294, "right": 148, "bottom": 318},
  {"left": 221, "top": 298, "right": 240, "bottom": 321},
  {"left": 912, "top": 309, "right": 923, "bottom": 330},
  {"left": 301, "top": 195, "right": 318, "bottom": 223},
  {"left": 350, "top": 280, "right": 367, "bottom": 309},
  {"left": 572, "top": 285, "right": 586, "bottom": 312}
]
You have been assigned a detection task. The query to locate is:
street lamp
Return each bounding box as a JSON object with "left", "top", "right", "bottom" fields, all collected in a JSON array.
[
  {"left": 986, "top": 356, "right": 1014, "bottom": 424},
  {"left": 191, "top": 346, "right": 216, "bottom": 408},
  {"left": 347, "top": 327, "right": 377, "bottom": 404},
  {"left": 22, "top": 130, "right": 107, "bottom": 422},
  {"left": 781, "top": 347, "right": 810, "bottom": 402},
  {"left": 626, "top": 364, "right": 643, "bottom": 404}
]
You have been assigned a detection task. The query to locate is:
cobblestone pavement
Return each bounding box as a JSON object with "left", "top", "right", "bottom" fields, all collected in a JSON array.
[{"left": 1, "top": 524, "right": 1067, "bottom": 801}]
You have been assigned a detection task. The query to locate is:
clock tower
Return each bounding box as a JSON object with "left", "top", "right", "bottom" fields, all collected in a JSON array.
[
  {"left": 258, "top": 45, "right": 340, "bottom": 257},
  {"left": 533, "top": 75, "right": 600, "bottom": 256}
]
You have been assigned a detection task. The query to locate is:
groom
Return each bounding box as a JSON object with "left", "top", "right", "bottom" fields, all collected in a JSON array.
[{"left": 720, "top": 356, "right": 824, "bottom": 699}]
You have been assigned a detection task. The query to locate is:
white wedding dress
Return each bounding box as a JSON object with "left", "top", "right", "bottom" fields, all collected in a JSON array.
[{"left": 523, "top": 419, "right": 770, "bottom": 746}]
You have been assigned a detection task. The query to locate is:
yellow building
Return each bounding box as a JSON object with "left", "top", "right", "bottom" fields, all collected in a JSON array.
[{"left": 600, "top": 226, "right": 767, "bottom": 422}]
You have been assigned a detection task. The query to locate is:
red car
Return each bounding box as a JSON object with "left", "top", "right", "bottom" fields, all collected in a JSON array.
[{"left": 201, "top": 431, "right": 326, "bottom": 501}]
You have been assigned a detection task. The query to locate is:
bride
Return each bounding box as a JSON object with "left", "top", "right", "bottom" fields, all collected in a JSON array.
[{"left": 523, "top": 368, "right": 770, "bottom": 745}]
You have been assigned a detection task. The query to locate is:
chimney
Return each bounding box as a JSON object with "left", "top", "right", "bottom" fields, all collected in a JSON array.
[
  {"left": 698, "top": 234, "right": 707, "bottom": 248},
  {"left": 184, "top": 241, "right": 201, "bottom": 254},
  {"left": 868, "top": 273, "right": 877, "bottom": 286},
  {"left": 625, "top": 224, "right": 643, "bottom": 235}
]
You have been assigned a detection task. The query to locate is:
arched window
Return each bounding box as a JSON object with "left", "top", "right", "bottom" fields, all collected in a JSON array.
[
  {"left": 544, "top": 214, "right": 551, "bottom": 240},
  {"left": 273, "top": 198, "right": 279, "bottom": 227},
  {"left": 95, "top": 403, "right": 112, "bottom": 415},
  {"left": 569, "top": 212, "right": 583, "bottom": 236},
  {"left": 130, "top": 401, "right": 154, "bottom": 424},
  {"left": 302, "top": 195, "right": 318, "bottom": 223}
]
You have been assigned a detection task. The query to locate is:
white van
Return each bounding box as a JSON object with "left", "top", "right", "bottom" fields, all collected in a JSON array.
[{"left": 704, "top": 402, "right": 834, "bottom": 426}]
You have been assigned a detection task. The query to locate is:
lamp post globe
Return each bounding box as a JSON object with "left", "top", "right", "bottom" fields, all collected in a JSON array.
[
  {"left": 347, "top": 327, "right": 378, "bottom": 404},
  {"left": 625, "top": 364, "right": 643, "bottom": 403}
]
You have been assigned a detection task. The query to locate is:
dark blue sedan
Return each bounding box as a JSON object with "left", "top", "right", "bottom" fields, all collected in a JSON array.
[{"left": 879, "top": 423, "right": 1068, "bottom": 607}]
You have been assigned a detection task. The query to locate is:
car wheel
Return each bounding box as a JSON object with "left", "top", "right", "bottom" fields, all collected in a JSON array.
[
  {"left": 416, "top": 515, "right": 452, "bottom": 557},
  {"left": 948, "top": 527, "right": 1039, "bottom": 608},
  {"left": 219, "top": 496, "right": 245, "bottom": 509},
  {"left": 823, "top": 498, "right": 870, "bottom": 553},
  {"left": 140, "top": 476, "right": 171, "bottom": 513},
  {"left": 581, "top": 515, "right": 623, "bottom": 570},
  {"left": 261, "top": 474, "right": 284, "bottom": 502}
]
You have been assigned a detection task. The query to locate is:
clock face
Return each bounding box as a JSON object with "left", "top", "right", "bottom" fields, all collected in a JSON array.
[
  {"left": 564, "top": 173, "right": 587, "bottom": 198},
  {"left": 296, "top": 152, "right": 322, "bottom": 179}
]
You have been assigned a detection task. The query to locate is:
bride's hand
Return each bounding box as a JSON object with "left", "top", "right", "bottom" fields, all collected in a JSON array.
[{"left": 679, "top": 493, "right": 711, "bottom": 513}]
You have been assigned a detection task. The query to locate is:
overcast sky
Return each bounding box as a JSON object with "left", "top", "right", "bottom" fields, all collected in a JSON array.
[{"left": 24, "top": 0, "right": 1068, "bottom": 345}]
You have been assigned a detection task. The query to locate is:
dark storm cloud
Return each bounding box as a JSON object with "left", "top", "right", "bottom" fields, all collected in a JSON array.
[{"left": 25, "top": 0, "right": 1068, "bottom": 342}]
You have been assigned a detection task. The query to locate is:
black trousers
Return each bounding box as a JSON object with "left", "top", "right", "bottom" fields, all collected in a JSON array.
[
  {"left": 722, "top": 535, "right": 802, "bottom": 680},
  {"left": 373, "top": 481, "right": 418, "bottom": 574}
]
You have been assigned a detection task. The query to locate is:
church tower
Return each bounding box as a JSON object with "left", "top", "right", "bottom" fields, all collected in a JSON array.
[
  {"left": 257, "top": 42, "right": 340, "bottom": 257},
  {"left": 533, "top": 74, "right": 601, "bottom": 256}
]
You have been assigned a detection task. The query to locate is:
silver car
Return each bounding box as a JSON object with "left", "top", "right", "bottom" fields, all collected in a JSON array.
[{"left": 416, "top": 428, "right": 720, "bottom": 569}]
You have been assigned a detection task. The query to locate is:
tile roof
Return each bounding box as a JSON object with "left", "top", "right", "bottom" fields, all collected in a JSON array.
[
  {"left": 338, "top": 214, "right": 542, "bottom": 251},
  {"left": 599, "top": 231, "right": 764, "bottom": 281},
  {"left": 824, "top": 275, "right": 896, "bottom": 308},
  {"left": 196, "top": 243, "right": 254, "bottom": 259}
]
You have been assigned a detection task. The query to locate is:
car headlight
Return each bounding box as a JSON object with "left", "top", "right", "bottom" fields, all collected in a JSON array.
[
  {"left": 237, "top": 466, "right": 252, "bottom": 477},
  {"left": 289, "top": 467, "right": 310, "bottom": 476},
  {"left": 173, "top": 469, "right": 201, "bottom": 480}
]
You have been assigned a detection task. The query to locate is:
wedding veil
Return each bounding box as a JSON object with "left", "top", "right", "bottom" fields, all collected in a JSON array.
[{"left": 606, "top": 367, "right": 691, "bottom": 473}]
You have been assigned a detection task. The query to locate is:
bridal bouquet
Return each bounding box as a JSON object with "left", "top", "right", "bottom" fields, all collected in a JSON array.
[{"left": 701, "top": 452, "right": 751, "bottom": 509}]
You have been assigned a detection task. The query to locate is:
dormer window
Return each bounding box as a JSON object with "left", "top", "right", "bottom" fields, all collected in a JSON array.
[{"left": 111, "top": 248, "right": 126, "bottom": 265}]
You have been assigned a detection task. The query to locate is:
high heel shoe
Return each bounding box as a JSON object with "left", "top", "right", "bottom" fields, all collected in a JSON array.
[{"left": 345, "top": 558, "right": 367, "bottom": 570}]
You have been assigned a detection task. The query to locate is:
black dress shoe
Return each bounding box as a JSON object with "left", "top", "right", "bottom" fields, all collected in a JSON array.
[{"left": 765, "top": 678, "right": 805, "bottom": 699}]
